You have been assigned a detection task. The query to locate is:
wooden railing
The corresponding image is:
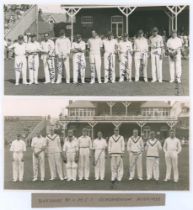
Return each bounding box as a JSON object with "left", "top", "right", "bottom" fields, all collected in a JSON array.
[{"left": 60, "top": 115, "right": 177, "bottom": 122}]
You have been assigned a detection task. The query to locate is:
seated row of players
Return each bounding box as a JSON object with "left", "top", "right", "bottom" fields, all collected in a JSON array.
[
  {"left": 10, "top": 128, "right": 181, "bottom": 183},
  {"left": 8, "top": 27, "right": 183, "bottom": 86}
]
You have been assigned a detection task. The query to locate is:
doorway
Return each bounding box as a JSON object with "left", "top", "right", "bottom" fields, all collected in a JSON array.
[{"left": 111, "top": 15, "right": 123, "bottom": 37}]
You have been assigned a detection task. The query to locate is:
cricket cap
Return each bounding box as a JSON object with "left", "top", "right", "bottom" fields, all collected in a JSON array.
[
  {"left": 137, "top": 29, "right": 144, "bottom": 34},
  {"left": 171, "top": 30, "right": 177, "bottom": 34},
  {"left": 44, "top": 33, "right": 49, "bottom": 37},
  {"left": 122, "top": 33, "right": 128, "bottom": 38},
  {"left": 107, "top": 31, "right": 113, "bottom": 36},
  {"left": 82, "top": 128, "right": 87, "bottom": 132},
  {"left": 76, "top": 34, "right": 82, "bottom": 39},
  {"left": 17, "top": 134, "right": 21, "bottom": 138},
  {"left": 152, "top": 27, "right": 159, "bottom": 32},
  {"left": 31, "top": 33, "right": 37, "bottom": 37},
  {"left": 18, "top": 35, "right": 24, "bottom": 40}
]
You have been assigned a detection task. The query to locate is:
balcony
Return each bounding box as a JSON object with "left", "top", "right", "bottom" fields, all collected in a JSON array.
[{"left": 60, "top": 115, "right": 178, "bottom": 122}]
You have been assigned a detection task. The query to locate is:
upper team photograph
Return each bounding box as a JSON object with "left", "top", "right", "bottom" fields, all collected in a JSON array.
[{"left": 4, "top": 4, "right": 189, "bottom": 96}]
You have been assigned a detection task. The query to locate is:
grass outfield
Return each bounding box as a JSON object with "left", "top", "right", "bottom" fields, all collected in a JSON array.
[
  {"left": 4, "top": 57, "right": 189, "bottom": 96},
  {"left": 4, "top": 145, "right": 189, "bottom": 191}
]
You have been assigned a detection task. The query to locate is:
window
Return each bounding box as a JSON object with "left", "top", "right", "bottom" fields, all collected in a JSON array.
[
  {"left": 111, "top": 16, "right": 123, "bottom": 23},
  {"left": 70, "top": 108, "right": 95, "bottom": 117},
  {"left": 49, "top": 20, "right": 54, "bottom": 24},
  {"left": 79, "top": 109, "right": 85, "bottom": 117},
  {"left": 75, "top": 109, "right": 79, "bottom": 116},
  {"left": 111, "top": 16, "right": 123, "bottom": 37},
  {"left": 81, "top": 16, "right": 93, "bottom": 27},
  {"left": 69, "top": 108, "right": 75, "bottom": 116},
  {"left": 48, "top": 16, "right": 55, "bottom": 24}
]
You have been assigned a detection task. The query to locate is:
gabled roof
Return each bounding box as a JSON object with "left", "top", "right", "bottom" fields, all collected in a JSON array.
[
  {"left": 26, "top": 21, "right": 54, "bottom": 36},
  {"left": 141, "top": 101, "right": 171, "bottom": 108},
  {"left": 38, "top": 21, "right": 54, "bottom": 34},
  {"left": 41, "top": 13, "right": 69, "bottom": 23},
  {"left": 67, "top": 101, "right": 96, "bottom": 108}
]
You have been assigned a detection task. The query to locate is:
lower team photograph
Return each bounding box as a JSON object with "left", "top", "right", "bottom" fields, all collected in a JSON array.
[{"left": 3, "top": 99, "right": 189, "bottom": 191}]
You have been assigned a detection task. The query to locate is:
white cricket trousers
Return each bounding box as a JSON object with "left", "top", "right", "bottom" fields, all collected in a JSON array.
[
  {"left": 12, "top": 152, "right": 24, "bottom": 181},
  {"left": 42, "top": 55, "right": 55, "bottom": 83},
  {"left": 94, "top": 149, "right": 106, "bottom": 180},
  {"left": 42, "top": 55, "right": 50, "bottom": 83},
  {"left": 28, "top": 54, "right": 39, "bottom": 83},
  {"left": 119, "top": 53, "right": 132, "bottom": 81},
  {"left": 104, "top": 53, "right": 115, "bottom": 82},
  {"left": 32, "top": 152, "right": 45, "bottom": 180},
  {"left": 66, "top": 152, "right": 77, "bottom": 181},
  {"left": 57, "top": 57, "right": 70, "bottom": 83},
  {"left": 151, "top": 51, "right": 163, "bottom": 82},
  {"left": 169, "top": 54, "right": 182, "bottom": 82},
  {"left": 89, "top": 53, "right": 101, "bottom": 83},
  {"left": 48, "top": 153, "right": 63, "bottom": 180},
  {"left": 165, "top": 151, "right": 179, "bottom": 182},
  {"left": 110, "top": 155, "right": 123, "bottom": 181},
  {"left": 78, "top": 148, "right": 90, "bottom": 180},
  {"left": 129, "top": 152, "right": 143, "bottom": 179},
  {"left": 134, "top": 52, "right": 148, "bottom": 81},
  {"left": 73, "top": 53, "right": 86, "bottom": 83},
  {"left": 146, "top": 157, "right": 160, "bottom": 180},
  {"left": 14, "top": 56, "right": 27, "bottom": 84}
]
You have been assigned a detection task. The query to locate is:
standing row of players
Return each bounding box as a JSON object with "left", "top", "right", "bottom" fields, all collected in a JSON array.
[
  {"left": 10, "top": 128, "right": 181, "bottom": 183},
  {"left": 7, "top": 27, "right": 184, "bottom": 86}
]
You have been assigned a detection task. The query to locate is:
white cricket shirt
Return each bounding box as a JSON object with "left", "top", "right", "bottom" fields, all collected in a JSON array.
[
  {"left": 31, "top": 136, "right": 47, "bottom": 153},
  {"left": 46, "top": 134, "right": 62, "bottom": 153},
  {"left": 146, "top": 138, "right": 162, "bottom": 157},
  {"left": 41, "top": 39, "right": 55, "bottom": 54},
  {"left": 10, "top": 139, "right": 26, "bottom": 152},
  {"left": 127, "top": 136, "right": 144, "bottom": 153},
  {"left": 88, "top": 37, "right": 102, "bottom": 54},
  {"left": 63, "top": 138, "right": 78, "bottom": 153},
  {"left": 163, "top": 137, "right": 182, "bottom": 153},
  {"left": 8, "top": 43, "right": 26, "bottom": 56},
  {"left": 149, "top": 35, "right": 164, "bottom": 49},
  {"left": 108, "top": 135, "right": 125, "bottom": 154},
  {"left": 93, "top": 138, "right": 107, "bottom": 150},
  {"left": 55, "top": 36, "right": 71, "bottom": 57},
  {"left": 118, "top": 40, "right": 133, "bottom": 53},
  {"left": 102, "top": 39, "right": 117, "bottom": 53},
  {"left": 78, "top": 135, "right": 92, "bottom": 149},
  {"left": 72, "top": 41, "right": 86, "bottom": 51},
  {"left": 26, "top": 41, "right": 41, "bottom": 54},
  {"left": 134, "top": 37, "right": 148, "bottom": 52},
  {"left": 166, "top": 37, "right": 182, "bottom": 50}
]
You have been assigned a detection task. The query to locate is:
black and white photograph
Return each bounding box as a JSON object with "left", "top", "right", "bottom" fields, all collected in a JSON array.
[
  {"left": 1, "top": 1, "right": 193, "bottom": 209},
  {"left": 4, "top": 99, "right": 189, "bottom": 191},
  {"left": 4, "top": 4, "right": 189, "bottom": 96}
]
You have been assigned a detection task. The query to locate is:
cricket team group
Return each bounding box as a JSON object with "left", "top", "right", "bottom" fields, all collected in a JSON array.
[
  {"left": 7, "top": 27, "right": 184, "bottom": 86},
  {"left": 10, "top": 127, "right": 182, "bottom": 184}
]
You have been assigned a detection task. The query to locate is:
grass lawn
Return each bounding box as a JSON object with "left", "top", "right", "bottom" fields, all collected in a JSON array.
[{"left": 4, "top": 57, "right": 189, "bottom": 96}]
